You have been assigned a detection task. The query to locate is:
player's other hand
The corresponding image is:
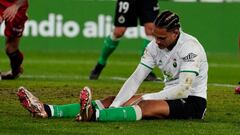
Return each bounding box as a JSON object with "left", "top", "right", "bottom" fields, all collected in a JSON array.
[{"left": 3, "top": 4, "right": 20, "bottom": 22}]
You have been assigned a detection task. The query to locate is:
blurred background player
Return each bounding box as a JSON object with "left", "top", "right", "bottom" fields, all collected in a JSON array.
[
  {"left": 89, "top": 0, "right": 160, "bottom": 81},
  {"left": 0, "top": 0, "right": 28, "bottom": 80}
]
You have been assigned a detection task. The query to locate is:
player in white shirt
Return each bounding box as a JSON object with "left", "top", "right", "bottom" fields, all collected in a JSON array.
[
  {"left": 17, "top": 10, "right": 208, "bottom": 121},
  {"left": 75, "top": 10, "right": 208, "bottom": 121}
]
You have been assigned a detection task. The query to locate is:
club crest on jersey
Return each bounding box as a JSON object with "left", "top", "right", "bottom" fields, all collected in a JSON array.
[
  {"left": 158, "top": 60, "right": 162, "bottom": 66},
  {"left": 118, "top": 15, "right": 125, "bottom": 24},
  {"left": 173, "top": 59, "right": 177, "bottom": 68},
  {"left": 182, "top": 53, "right": 197, "bottom": 62}
]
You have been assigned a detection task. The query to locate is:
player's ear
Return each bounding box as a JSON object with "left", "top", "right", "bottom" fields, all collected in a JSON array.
[{"left": 173, "top": 28, "right": 179, "bottom": 34}]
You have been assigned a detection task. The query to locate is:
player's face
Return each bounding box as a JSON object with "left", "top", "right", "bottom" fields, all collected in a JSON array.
[{"left": 153, "top": 27, "right": 179, "bottom": 49}]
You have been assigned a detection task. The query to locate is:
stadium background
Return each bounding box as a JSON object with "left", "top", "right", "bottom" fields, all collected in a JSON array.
[
  {"left": 0, "top": 0, "right": 238, "bottom": 54},
  {"left": 0, "top": 0, "right": 239, "bottom": 134}
]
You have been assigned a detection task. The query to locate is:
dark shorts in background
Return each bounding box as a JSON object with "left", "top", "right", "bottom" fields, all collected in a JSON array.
[{"left": 114, "top": 0, "right": 159, "bottom": 27}]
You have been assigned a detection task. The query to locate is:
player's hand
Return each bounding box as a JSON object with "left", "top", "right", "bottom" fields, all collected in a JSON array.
[
  {"left": 3, "top": 4, "right": 20, "bottom": 22},
  {"left": 130, "top": 96, "right": 143, "bottom": 105}
]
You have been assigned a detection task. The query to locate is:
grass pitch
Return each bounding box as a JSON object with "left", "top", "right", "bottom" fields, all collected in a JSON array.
[{"left": 0, "top": 40, "right": 239, "bottom": 135}]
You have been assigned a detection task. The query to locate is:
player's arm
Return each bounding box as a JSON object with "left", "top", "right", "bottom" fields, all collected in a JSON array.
[
  {"left": 110, "top": 64, "right": 152, "bottom": 108},
  {"left": 142, "top": 39, "right": 201, "bottom": 100},
  {"left": 3, "top": 0, "right": 27, "bottom": 22},
  {"left": 110, "top": 42, "right": 156, "bottom": 107},
  {"left": 142, "top": 71, "right": 196, "bottom": 100}
]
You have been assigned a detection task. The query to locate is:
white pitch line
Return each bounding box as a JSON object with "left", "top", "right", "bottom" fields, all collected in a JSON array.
[
  {"left": 209, "top": 64, "right": 240, "bottom": 68},
  {"left": 0, "top": 59, "right": 139, "bottom": 65},
  {"left": 21, "top": 75, "right": 238, "bottom": 88},
  {"left": 207, "top": 83, "right": 237, "bottom": 88},
  {"left": 111, "top": 77, "right": 128, "bottom": 81},
  {"left": 0, "top": 59, "right": 239, "bottom": 67}
]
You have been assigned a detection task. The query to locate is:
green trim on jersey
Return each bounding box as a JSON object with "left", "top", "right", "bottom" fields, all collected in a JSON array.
[
  {"left": 140, "top": 62, "right": 153, "bottom": 70},
  {"left": 141, "top": 39, "right": 150, "bottom": 56},
  {"left": 180, "top": 70, "right": 199, "bottom": 76}
]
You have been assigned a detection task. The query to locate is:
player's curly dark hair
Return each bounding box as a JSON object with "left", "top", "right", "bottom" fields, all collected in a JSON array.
[{"left": 154, "top": 10, "right": 180, "bottom": 31}]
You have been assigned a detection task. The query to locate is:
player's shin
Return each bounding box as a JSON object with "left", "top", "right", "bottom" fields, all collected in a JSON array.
[
  {"left": 98, "top": 35, "right": 120, "bottom": 65},
  {"left": 46, "top": 103, "right": 80, "bottom": 118},
  {"left": 96, "top": 105, "right": 142, "bottom": 121}
]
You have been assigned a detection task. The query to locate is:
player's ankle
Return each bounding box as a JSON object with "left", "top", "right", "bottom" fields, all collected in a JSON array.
[{"left": 42, "top": 104, "right": 51, "bottom": 117}]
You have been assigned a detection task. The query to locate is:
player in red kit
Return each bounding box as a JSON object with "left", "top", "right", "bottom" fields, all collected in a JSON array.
[{"left": 0, "top": 0, "right": 28, "bottom": 80}]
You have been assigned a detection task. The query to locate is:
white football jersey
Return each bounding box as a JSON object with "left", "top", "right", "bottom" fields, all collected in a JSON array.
[{"left": 141, "top": 31, "right": 208, "bottom": 99}]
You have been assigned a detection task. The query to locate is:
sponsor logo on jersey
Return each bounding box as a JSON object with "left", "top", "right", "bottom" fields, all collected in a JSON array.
[{"left": 182, "top": 53, "right": 197, "bottom": 62}]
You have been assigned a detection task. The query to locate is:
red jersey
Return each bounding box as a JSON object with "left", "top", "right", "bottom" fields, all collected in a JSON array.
[
  {"left": 0, "top": 0, "right": 28, "bottom": 8},
  {"left": 0, "top": 0, "right": 29, "bottom": 37}
]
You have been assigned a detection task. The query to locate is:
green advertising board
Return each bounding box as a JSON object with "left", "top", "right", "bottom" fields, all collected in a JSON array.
[{"left": 0, "top": 0, "right": 239, "bottom": 54}]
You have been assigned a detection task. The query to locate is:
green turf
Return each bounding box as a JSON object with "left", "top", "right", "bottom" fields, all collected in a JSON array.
[{"left": 0, "top": 41, "right": 240, "bottom": 135}]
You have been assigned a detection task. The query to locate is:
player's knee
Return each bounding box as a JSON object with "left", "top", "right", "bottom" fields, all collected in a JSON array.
[
  {"left": 144, "top": 27, "right": 153, "bottom": 36},
  {"left": 101, "top": 95, "right": 116, "bottom": 108},
  {"left": 107, "top": 96, "right": 116, "bottom": 101},
  {"left": 137, "top": 100, "right": 153, "bottom": 118},
  {"left": 137, "top": 100, "right": 168, "bottom": 118},
  {"left": 113, "top": 31, "right": 124, "bottom": 38},
  {"left": 144, "top": 24, "right": 154, "bottom": 36},
  {"left": 102, "top": 95, "right": 115, "bottom": 102},
  {"left": 113, "top": 28, "right": 126, "bottom": 38},
  {"left": 137, "top": 100, "right": 149, "bottom": 113},
  {"left": 145, "top": 30, "right": 153, "bottom": 36}
]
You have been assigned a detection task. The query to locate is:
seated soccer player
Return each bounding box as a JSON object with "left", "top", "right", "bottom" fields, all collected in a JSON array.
[{"left": 17, "top": 10, "right": 208, "bottom": 122}]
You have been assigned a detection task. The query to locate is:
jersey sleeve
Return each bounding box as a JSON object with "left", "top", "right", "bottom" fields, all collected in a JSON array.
[
  {"left": 110, "top": 64, "right": 152, "bottom": 108},
  {"left": 142, "top": 72, "right": 196, "bottom": 100},
  {"left": 140, "top": 42, "right": 156, "bottom": 70},
  {"left": 179, "top": 40, "right": 201, "bottom": 76}
]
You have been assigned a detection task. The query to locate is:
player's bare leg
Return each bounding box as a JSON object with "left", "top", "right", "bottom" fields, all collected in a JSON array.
[
  {"left": 100, "top": 95, "right": 170, "bottom": 118},
  {"left": 99, "top": 94, "right": 143, "bottom": 108},
  {"left": 101, "top": 95, "right": 170, "bottom": 119},
  {"left": 100, "top": 96, "right": 115, "bottom": 108},
  {"left": 137, "top": 100, "right": 170, "bottom": 119},
  {"left": 144, "top": 22, "right": 155, "bottom": 36},
  {"left": 112, "top": 27, "right": 126, "bottom": 38}
]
